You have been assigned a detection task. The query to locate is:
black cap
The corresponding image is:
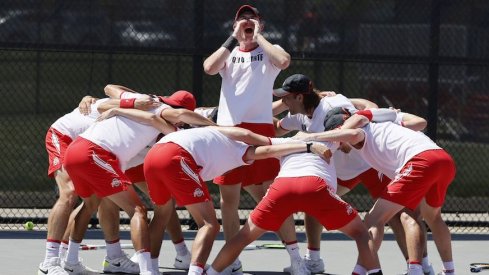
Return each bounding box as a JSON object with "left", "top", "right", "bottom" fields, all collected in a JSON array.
[
  {"left": 235, "top": 5, "right": 260, "bottom": 21},
  {"left": 273, "top": 74, "right": 313, "bottom": 97},
  {"left": 323, "top": 107, "right": 351, "bottom": 130}
]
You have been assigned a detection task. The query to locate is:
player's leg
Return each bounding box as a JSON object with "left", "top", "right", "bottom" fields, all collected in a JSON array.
[
  {"left": 364, "top": 198, "right": 404, "bottom": 252},
  {"left": 98, "top": 198, "right": 140, "bottom": 274},
  {"left": 41, "top": 169, "right": 78, "bottom": 267},
  {"left": 134, "top": 181, "right": 191, "bottom": 269},
  {"left": 148, "top": 200, "right": 174, "bottom": 271},
  {"left": 398, "top": 209, "right": 425, "bottom": 274},
  {"left": 206, "top": 217, "right": 266, "bottom": 274},
  {"left": 219, "top": 183, "right": 242, "bottom": 241},
  {"left": 337, "top": 215, "right": 381, "bottom": 274},
  {"left": 185, "top": 201, "right": 221, "bottom": 275},
  {"left": 107, "top": 186, "right": 154, "bottom": 275},
  {"left": 302, "top": 214, "right": 325, "bottom": 272},
  {"left": 419, "top": 200, "right": 454, "bottom": 274},
  {"left": 64, "top": 195, "right": 101, "bottom": 274}
]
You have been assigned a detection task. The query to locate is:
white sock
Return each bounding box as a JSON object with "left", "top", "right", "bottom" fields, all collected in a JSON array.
[
  {"left": 188, "top": 264, "right": 204, "bottom": 275},
  {"left": 59, "top": 241, "right": 69, "bottom": 260},
  {"left": 285, "top": 242, "right": 301, "bottom": 262},
  {"left": 421, "top": 256, "right": 431, "bottom": 272},
  {"left": 206, "top": 267, "right": 219, "bottom": 275},
  {"left": 442, "top": 261, "right": 455, "bottom": 274},
  {"left": 66, "top": 240, "right": 80, "bottom": 264},
  {"left": 407, "top": 263, "right": 423, "bottom": 275},
  {"left": 44, "top": 240, "right": 60, "bottom": 263},
  {"left": 174, "top": 239, "right": 189, "bottom": 256},
  {"left": 136, "top": 251, "right": 152, "bottom": 273},
  {"left": 306, "top": 248, "right": 321, "bottom": 261},
  {"left": 367, "top": 268, "right": 382, "bottom": 274},
  {"left": 352, "top": 264, "right": 367, "bottom": 275},
  {"left": 106, "top": 239, "right": 124, "bottom": 259},
  {"left": 151, "top": 257, "right": 159, "bottom": 272}
]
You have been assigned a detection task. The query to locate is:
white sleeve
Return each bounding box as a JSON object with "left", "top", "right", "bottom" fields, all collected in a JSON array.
[{"left": 278, "top": 113, "right": 302, "bottom": 131}]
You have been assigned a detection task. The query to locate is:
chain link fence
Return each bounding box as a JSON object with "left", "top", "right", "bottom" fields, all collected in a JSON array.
[{"left": 0, "top": 0, "right": 488, "bottom": 232}]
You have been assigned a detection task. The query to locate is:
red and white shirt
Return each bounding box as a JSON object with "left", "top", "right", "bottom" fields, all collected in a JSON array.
[
  {"left": 51, "top": 98, "right": 109, "bottom": 139},
  {"left": 157, "top": 127, "right": 251, "bottom": 181},
  {"left": 80, "top": 94, "right": 170, "bottom": 171},
  {"left": 356, "top": 122, "right": 440, "bottom": 179}
]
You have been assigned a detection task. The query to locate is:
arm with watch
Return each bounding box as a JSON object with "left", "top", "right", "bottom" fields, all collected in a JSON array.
[{"left": 244, "top": 141, "right": 332, "bottom": 163}]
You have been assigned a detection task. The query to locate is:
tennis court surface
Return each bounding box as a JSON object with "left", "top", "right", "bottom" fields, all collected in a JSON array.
[{"left": 1, "top": 230, "right": 488, "bottom": 275}]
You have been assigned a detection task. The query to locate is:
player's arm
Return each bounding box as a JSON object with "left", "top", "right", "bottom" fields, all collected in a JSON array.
[
  {"left": 97, "top": 97, "right": 160, "bottom": 113},
  {"left": 350, "top": 98, "right": 378, "bottom": 110},
  {"left": 97, "top": 108, "right": 176, "bottom": 135},
  {"left": 396, "top": 112, "right": 427, "bottom": 131},
  {"left": 203, "top": 20, "right": 244, "bottom": 75},
  {"left": 78, "top": 95, "right": 98, "bottom": 115},
  {"left": 104, "top": 84, "right": 138, "bottom": 98},
  {"left": 245, "top": 142, "right": 332, "bottom": 162},
  {"left": 274, "top": 118, "right": 292, "bottom": 137},
  {"left": 272, "top": 98, "right": 288, "bottom": 116},
  {"left": 212, "top": 126, "right": 271, "bottom": 146},
  {"left": 294, "top": 128, "right": 365, "bottom": 146},
  {"left": 160, "top": 108, "right": 217, "bottom": 127},
  {"left": 253, "top": 19, "right": 290, "bottom": 69}
]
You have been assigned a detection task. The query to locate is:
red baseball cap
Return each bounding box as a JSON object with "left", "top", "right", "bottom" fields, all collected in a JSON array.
[
  {"left": 235, "top": 5, "right": 260, "bottom": 21},
  {"left": 158, "top": 90, "right": 196, "bottom": 111}
]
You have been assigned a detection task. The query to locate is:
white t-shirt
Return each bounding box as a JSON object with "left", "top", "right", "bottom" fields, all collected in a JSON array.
[
  {"left": 80, "top": 103, "right": 169, "bottom": 171},
  {"left": 125, "top": 138, "right": 157, "bottom": 170},
  {"left": 333, "top": 149, "right": 372, "bottom": 180},
  {"left": 217, "top": 45, "right": 282, "bottom": 126},
  {"left": 356, "top": 122, "right": 441, "bottom": 179},
  {"left": 51, "top": 98, "right": 109, "bottom": 139},
  {"left": 275, "top": 138, "right": 339, "bottom": 192},
  {"left": 279, "top": 94, "right": 356, "bottom": 133},
  {"left": 194, "top": 107, "right": 216, "bottom": 118},
  {"left": 158, "top": 127, "right": 251, "bottom": 181}
]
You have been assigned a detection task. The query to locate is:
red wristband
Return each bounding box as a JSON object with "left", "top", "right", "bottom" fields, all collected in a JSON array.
[{"left": 120, "top": 98, "right": 135, "bottom": 108}]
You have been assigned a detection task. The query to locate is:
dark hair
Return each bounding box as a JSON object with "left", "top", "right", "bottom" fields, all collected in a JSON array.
[{"left": 302, "top": 91, "right": 321, "bottom": 114}]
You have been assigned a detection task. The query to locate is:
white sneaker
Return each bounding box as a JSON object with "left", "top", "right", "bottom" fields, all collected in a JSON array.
[
  {"left": 290, "top": 258, "right": 311, "bottom": 275},
  {"left": 174, "top": 252, "right": 191, "bottom": 269},
  {"left": 401, "top": 264, "right": 436, "bottom": 275},
  {"left": 38, "top": 257, "right": 69, "bottom": 275},
  {"left": 103, "top": 254, "right": 139, "bottom": 274},
  {"left": 221, "top": 259, "right": 243, "bottom": 275},
  {"left": 62, "top": 260, "right": 99, "bottom": 275},
  {"left": 284, "top": 256, "right": 325, "bottom": 274},
  {"left": 423, "top": 264, "right": 435, "bottom": 275}
]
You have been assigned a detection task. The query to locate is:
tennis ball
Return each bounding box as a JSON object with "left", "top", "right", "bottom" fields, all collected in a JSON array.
[{"left": 24, "top": 221, "right": 34, "bottom": 231}]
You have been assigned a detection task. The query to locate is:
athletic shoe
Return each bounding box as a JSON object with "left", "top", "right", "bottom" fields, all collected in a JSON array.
[
  {"left": 103, "top": 254, "right": 140, "bottom": 274},
  {"left": 423, "top": 264, "right": 435, "bottom": 275},
  {"left": 38, "top": 257, "right": 69, "bottom": 275},
  {"left": 221, "top": 259, "right": 243, "bottom": 275},
  {"left": 400, "top": 264, "right": 436, "bottom": 275},
  {"left": 174, "top": 252, "right": 191, "bottom": 269},
  {"left": 62, "top": 260, "right": 99, "bottom": 275},
  {"left": 284, "top": 256, "right": 325, "bottom": 274},
  {"left": 290, "top": 258, "right": 311, "bottom": 275}
]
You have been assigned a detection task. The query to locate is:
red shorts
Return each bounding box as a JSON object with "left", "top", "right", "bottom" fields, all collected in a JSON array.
[
  {"left": 213, "top": 122, "right": 279, "bottom": 186},
  {"left": 381, "top": 149, "right": 456, "bottom": 210},
  {"left": 63, "top": 137, "right": 131, "bottom": 198},
  {"left": 45, "top": 128, "right": 73, "bottom": 177},
  {"left": 250, "top": 176, "right": 358, "bottom": 231},
  {"left": 337, "top": 168, "right": 391, "bottom": 199},
  {"left": 144, "top": 143, "right": 211, "bottom": 206},
  {"left": 125, "top": 164, "right": 145, "bottom": 183}
]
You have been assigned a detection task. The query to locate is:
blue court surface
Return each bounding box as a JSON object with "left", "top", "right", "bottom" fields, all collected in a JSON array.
[{"left": 1, "top": 230, "right": 488, "bottom": 275}]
